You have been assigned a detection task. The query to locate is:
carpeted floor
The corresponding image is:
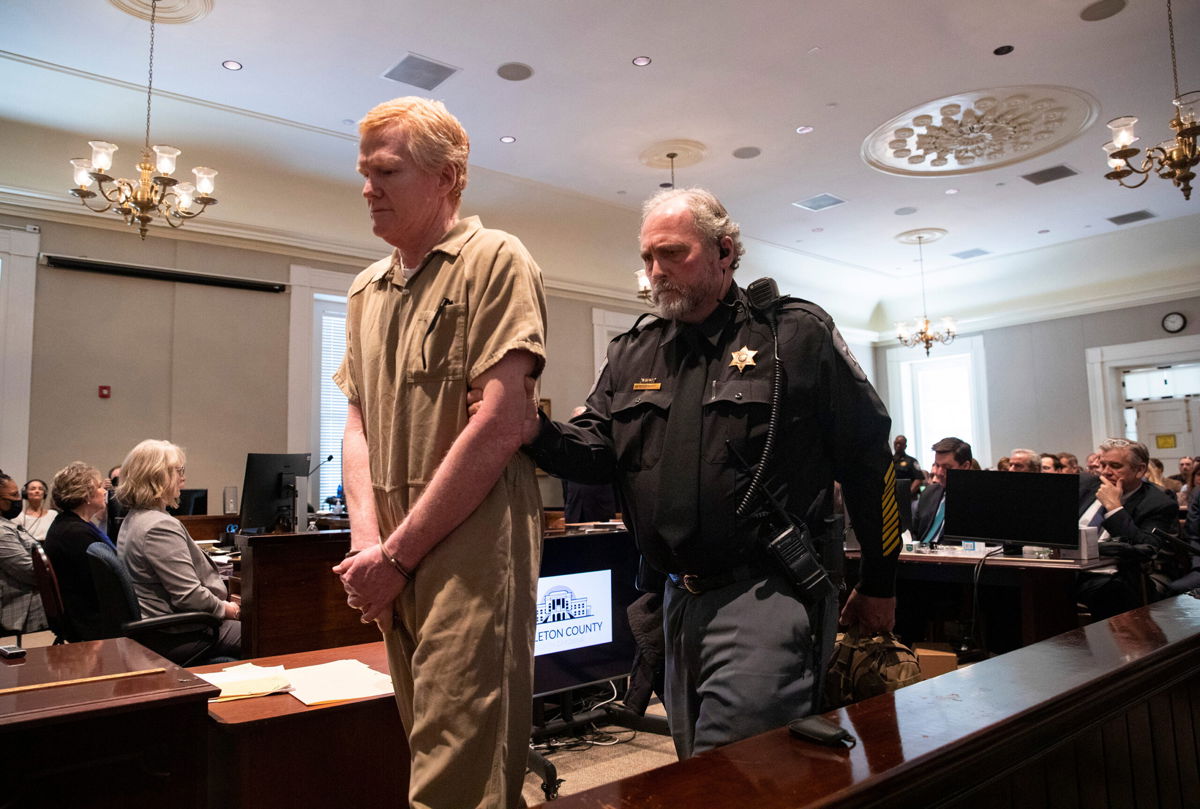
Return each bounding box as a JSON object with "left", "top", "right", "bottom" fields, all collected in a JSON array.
[{"left": 522, "top": 702, "right": 676, "bottom": 805}]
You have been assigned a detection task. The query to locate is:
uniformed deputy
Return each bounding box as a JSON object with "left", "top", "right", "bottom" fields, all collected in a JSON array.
[{"left": 523, "top": 187, "right": 901, "bottom": 758}]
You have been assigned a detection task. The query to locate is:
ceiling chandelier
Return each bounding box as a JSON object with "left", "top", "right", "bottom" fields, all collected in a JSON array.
[
  {"left": 68, "top": 0, "right": 219, "bottom": 239},
  {"left": 634, "top": 151, "right": 679, "bottom": 302},
  {"left": 895, "top": 228, "right": 955, "bottom": 356},
  {"left": 1102, "top": 0, "right": 1197, "bottom": 200}
]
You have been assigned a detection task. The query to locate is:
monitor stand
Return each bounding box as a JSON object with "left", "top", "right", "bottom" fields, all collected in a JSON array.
[{"left": 1002, "top": 542, "right": 1024, "bottom": 557}]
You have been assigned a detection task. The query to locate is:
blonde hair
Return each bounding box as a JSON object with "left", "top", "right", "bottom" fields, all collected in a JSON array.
[
  {"left": 117, "top": 439, "right": 186, "bottom": 510},
  {"left": 52, "top": 462, "right": 103, "bottom": 511},
  {"left": 359, "top": 97, "right": 470, "bottom": 205}
]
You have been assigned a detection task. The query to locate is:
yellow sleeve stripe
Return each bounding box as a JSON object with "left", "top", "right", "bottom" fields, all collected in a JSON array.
[{"left": 881, "top": 462, "right": 901, "bottom": 556}]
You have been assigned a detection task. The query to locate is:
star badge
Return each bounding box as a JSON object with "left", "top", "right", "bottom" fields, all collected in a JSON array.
[{"left": 729, "top": 346, "right": 758, "bottom": 373}]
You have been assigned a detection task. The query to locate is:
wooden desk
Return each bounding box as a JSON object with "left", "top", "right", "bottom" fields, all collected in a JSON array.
[
  {"left": 539, "top": 595, "right": 1200, "bottom": 808},
  {"left": 847, "top": 548, "right": 1111, "bottom": 650},
  {"left": 237, "top": 529, "right": 379, "bottom": 656},
  {"left": 179, "top": 513, "right": 235, "bottom": 541},
  {"left": 0, "top": 638, "right": 218, "bottom": 809},
  {"left": 193, "top": 642, "right": 407, "bottom": 809}
]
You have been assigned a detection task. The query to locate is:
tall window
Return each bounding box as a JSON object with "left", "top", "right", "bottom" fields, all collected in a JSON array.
[
  {"left": 886, "top": 334, "right": 991, "bottom": 468},
  {"left": 313, "top": 296, "right": 347, "bottom": 505}
]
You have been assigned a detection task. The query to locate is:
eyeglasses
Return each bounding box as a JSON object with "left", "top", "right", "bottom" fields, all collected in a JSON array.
[{"left": 174, "top": 466, "right": 187, "bottom": 476}]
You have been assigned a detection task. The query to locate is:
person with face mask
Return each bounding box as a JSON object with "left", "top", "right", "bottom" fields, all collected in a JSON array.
[{"left": 0, "top": 469, "right": 49, "bottom": 638}]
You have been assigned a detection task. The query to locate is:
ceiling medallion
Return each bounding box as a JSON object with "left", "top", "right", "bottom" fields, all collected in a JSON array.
[
  {"left": 108, "top": 0, "right": 212, "bottom": 24},
  {"left": 639, "top": 139, "right": 707, "bottom": 170},
  {"left": 862, "top": 86, "right": 1099, "bottom": 177}
]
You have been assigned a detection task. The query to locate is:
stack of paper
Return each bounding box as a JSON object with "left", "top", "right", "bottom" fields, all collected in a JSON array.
[{"left": 195, "top": 659, "right": 394, "bottom": 706}]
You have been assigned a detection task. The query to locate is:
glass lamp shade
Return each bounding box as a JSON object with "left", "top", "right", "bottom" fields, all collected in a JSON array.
[
  {"left": 192, "top": 166, "right": 217, "bottom": 195},
  {"left": 88, "top": 141, "right": 118, "bottom": 172},
  {"left": 1106, "top": 117, "right": 1139, "bottom": 149},
  {"left": 70, "top": 158, "right": 94, "bottom": 187},
  {"left": 1174, "top": 91, "right": 1199, "bottom": 126},
  {"left": 634, "top": 268, "right": 651, "bottom": 296},
  {"left": 175, "top": 181, "right": 196, "bottom": 210},
  {"left": 896, "top": 322, "right": 910, "bottom": 340},
  {"left": 152, "top": 145, "right": 181, "bottom": 175}
]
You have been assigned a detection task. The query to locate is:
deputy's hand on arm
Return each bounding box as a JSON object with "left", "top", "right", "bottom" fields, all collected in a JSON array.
[
  {"left": 838, "top": 590, "right": 896, "bottom": 634},
  {"left": 466, "top": 375, "right": 540, "bottom": 445},
  {"left": 332, "top": 544, "right": 409, "bottom": 623}
]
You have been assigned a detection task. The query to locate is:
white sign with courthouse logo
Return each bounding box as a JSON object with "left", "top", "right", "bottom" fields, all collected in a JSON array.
[{"left": 534, "top": 570, "right": 612, "bottom": 657}]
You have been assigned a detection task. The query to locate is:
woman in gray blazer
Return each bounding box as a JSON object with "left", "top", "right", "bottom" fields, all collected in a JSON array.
[{"left": 116, "top": 439, "right": 241, "bottom": 661}]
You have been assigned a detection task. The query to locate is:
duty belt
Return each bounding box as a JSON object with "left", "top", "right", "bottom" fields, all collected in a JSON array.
[{"left": 669, "top": 564, "right": 767, "bottom": 595}]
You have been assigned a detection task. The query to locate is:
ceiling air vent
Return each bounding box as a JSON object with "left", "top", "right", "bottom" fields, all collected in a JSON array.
[
  {"left": 951, "top": 248, "right": 991, "bottom": 260},
  {"left": 1107, "top": 210, "right": 1156, "bottom": 226},
  {"left": 791, "top": 193, "right": 846, "bottom": 212},
  {"left": 1020, "top": 164, "right": 1078, "bottom": 185},
  {"left": 383, "top": 53, "right": 460, "bottom": 91}
]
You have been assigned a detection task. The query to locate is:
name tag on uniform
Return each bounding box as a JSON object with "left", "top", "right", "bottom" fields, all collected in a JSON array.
[{"left": 633, "top": 379, "right": 661, "bottom": 391}]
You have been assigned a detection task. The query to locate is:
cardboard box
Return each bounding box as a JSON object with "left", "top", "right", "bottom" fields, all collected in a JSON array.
[{"left": 913, "top": 642, "right": 958, "bottom": 680}]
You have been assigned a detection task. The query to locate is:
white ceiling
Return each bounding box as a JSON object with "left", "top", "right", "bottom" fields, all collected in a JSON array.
[{"left": 1, "top": 0, "right": 1197, "bottom": 331}]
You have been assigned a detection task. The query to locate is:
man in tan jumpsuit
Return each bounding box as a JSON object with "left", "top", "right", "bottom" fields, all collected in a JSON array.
[{"left": 332, "top": 97, "right": 547, "bottom": 809}]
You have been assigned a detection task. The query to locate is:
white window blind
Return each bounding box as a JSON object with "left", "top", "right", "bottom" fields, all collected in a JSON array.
[
  {"left": 317, "top": 305, "right": 347, "bottom": 505},
  {"left": 1122, "top": 363, "right": 1200, "bottom": 401}
]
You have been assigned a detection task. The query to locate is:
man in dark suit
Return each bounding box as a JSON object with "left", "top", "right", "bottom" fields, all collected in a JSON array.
[
  {"left": 912, "top": 437, "right": 973, "bottom": 546},
  {"left": 1077, "top": 438, "right": 1182, "bottom": 621}
]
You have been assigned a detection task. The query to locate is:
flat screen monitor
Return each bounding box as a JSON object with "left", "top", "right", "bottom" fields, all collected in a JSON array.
[
  {"left": 238, "top": 453, "right": 311, "bottom": 534},
  {"left": 167, "top": 489, "right": 208, "bottom": 516},
  {"left": 943, "top": 468, "right": 1079, "bottom": 549},
  {"left": 534, "top": 529, "right": 640, "bottom": 698}
]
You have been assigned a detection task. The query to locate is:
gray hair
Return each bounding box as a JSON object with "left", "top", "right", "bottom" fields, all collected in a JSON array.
[
  {"left": 642, "top": 187, "right": 745, "bottom": 270},
  {"left": 1098, "top": 438, "right": 1150, "bottom": 468}
]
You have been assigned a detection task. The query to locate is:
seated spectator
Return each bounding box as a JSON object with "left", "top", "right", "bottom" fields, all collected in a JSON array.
[
  {"left": 116, "top": 439, "right": 241, "bottom": 661},
  {"left": 912, "top": 437, "right": 973, "bottom": 546},
  {"left": 1183, "top": 461, "right": 1200, "bottom": 543},
  {"left": 1, "top": 469, "right": 49, "bottom": 637},
  {"left": 13, "top": 478, "right": 57, "bottom": 542},
  {"left": 1169, "top": 456, "right": 1193, "bottom": 488},
  {"left": 43, "top": 462, "right": 112, "bottom": 640},
  {"left": 1077, "top": 439, "right": 1182, "bottom": 621},
  {"left": 1040, "top": 453, "right": 1063, "bottom": 473},
  {"left": 996, "top": 456, "right": 1011, "bottom": 472},
  {"left": 1007, "top": 448, "right": 1041, "bottom": 473},
  {"left": 1147, "top": 458, "right": 1180, "bottom": 492},
  {"left": 1058, "top": 453, "right": 1080, "bottom": 474},
  {"left": 1085, "top": 452, "right": 1101, "bottom": 476},
  {"left": 105, "top": 465, "right": 125, "bottom": 541}
]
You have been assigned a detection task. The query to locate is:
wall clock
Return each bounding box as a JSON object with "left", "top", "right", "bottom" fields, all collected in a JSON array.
[{"left": 1161, "top": 312, "right": 1187, "bottom": 333}]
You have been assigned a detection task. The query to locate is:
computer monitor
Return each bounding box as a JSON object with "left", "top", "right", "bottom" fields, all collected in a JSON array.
[
  {"left": 238, "top": 453, "right": 311, "bottom": 534},
  {"left": 533, "top": 529, "right": 640, "bottom": 698},
  {"left": 943, "top": 468, "right": 1080, "bottom": 549},
  {"left": 167, "top": 489, "right": 208, "bottom": 516}
]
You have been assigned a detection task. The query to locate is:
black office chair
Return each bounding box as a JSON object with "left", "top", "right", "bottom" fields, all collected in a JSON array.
[
  {"left": 85, "top": 542, "right": 222, "bottom": 666},
  {"left": 29, "top": 542, "right": 73, "bottom": 644}
]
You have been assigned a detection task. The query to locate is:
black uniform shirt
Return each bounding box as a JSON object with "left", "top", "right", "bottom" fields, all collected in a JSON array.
[{"left": 528, "top": 285, "right": 901, "bottom": 597}]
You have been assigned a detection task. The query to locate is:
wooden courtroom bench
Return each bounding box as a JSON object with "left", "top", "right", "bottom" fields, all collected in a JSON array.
[{"left": 537, "top": 594, "right": 1200, "bottom": 808}]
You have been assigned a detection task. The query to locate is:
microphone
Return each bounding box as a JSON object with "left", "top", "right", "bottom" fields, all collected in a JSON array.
[{"left": 306, "top": 454, "right": 335, "bottom": 476}]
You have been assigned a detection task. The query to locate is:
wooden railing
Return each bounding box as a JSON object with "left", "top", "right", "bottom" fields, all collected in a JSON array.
[{"left": 539, "top": 595, "right": 1200, "bottom": 808}]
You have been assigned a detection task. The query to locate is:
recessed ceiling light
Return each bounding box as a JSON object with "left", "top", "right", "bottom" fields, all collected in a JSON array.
[
  {"left": 1038, "top": 229, "right": 1050, "bottom": 234},
  {"left": 341, "top": 118, "right": 355, "bottom": 126},
  {"left": 222, "top": 60, "right": 243, "bottom": 71},
  {"left": 945, "top": 188, "right": 959, "bottom": 195},
  {"left": 894, "top": 206, "right": 918, "bottom": 215},
  {"left": 807, "top": 46, "right": 822, "bottom": 55},
  {"left": 499, "top": 135, "right": 516, "bottom": 144},
  {"left": 496, "top": 62, "right": 533, "bottom": 81},
  {"left": 732, "top": 146, "right": 761, "bottom": 159},
  {"left": 632, "top": 56, "right": 652, "bottom": 66},
  {"left": 617, "top": 190, "right": 627, "bottom": 195},
  {"left": 993, "top": 45, "right": 1014, "bottom": 56},
  {"left": 811, "top": 227, "right": 824, "bottom": 233},
  {"left": 795, "top": 125, "right": 815, "bottom": 135},
  {"left": 1080, "top": 0, "right": 1126, "bottom": 21}
]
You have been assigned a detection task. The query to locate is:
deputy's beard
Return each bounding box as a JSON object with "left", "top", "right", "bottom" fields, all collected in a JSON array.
[{"left": 651, "top": 276, "right": 720, "bottom": 321}]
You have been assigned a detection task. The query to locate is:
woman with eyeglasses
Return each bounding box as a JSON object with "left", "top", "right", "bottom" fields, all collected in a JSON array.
[
  {"left": 116, "top": 439, "right": 242, "bottom": 661},
  {"left": 43, "top": 461, "right": 111, "bottom": 640}
]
